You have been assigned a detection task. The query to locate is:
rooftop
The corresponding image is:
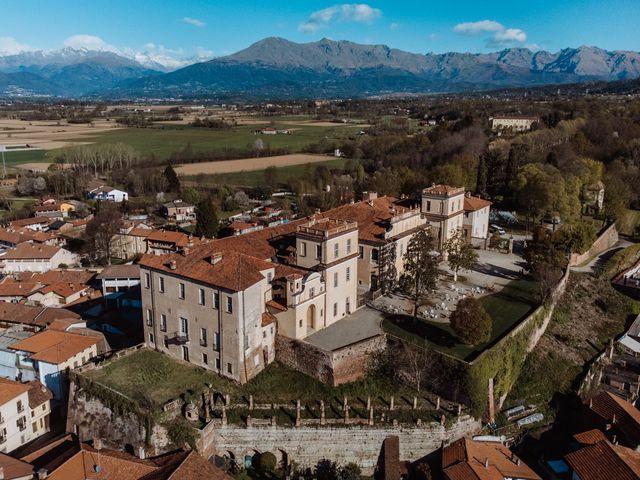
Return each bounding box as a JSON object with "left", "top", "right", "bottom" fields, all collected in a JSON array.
[
  {"left": 423, "top": 184, "right": 465, "bottom": 197},
  {"left": 565, "top": 439, "right": 640, "bottom": 480},
  {"left": 96, "top": 264, "right": 141, "bottom": 280},
  {"left": 10, "top": 329, "right": 100, "bottom": 364},
  {"left": 297, "top": 217, "right": 357, "bottom": 237},
  {"left": 0, "top": 377, "right": 30, "bottom": 407},
  {"left": 9, "top": 216, "right": 51, "bottom": 228},
  {"left": 1, "top": 242, "right": 61, "bottom": 260},
  {"left": 590, "top": 391, "right": 640, "bottom": 447},
  {"left": 464, "top": 195, "right": 492, "bottom": 212},
  {"left": 0, "top": 452, "right": 33, "bottom": 480},
  {"left": 0, "top": 303, "right": 80, "bottom": 328},
  {"left": 146, "top": 230, "right": 194, "bottom": 247},
  {"left": 27, "top": 379, "right": 53, "bottom": 408}
]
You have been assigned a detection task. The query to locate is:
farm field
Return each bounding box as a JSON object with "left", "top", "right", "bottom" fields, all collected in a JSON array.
[
  {"left": 182, "top": 158, "right": 347, "bottom": 188},
  {"left": 175, "top": 153, "right": 335, "bottom": 175}
]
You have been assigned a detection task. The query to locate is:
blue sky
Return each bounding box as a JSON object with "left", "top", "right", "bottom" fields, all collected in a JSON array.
[{"left": 1, "top": 0, "right": 638, "bottom": 68}]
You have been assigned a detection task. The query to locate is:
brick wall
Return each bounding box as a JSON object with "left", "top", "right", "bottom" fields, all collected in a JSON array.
[{"left": 569, "top": 223, "right": 619, "bottom": 267}]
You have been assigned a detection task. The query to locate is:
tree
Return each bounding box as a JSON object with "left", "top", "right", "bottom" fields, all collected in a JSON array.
[
  {"left": 400, "top": 230, "right": 438, "bottom": 317},
  {"left": 450, "top": 297, "right": 492, "bottom": 346},
  {"left": 443, "top": 228, "right": 478, "bottom": 282},
  {"left": 523, "top": 227, "right": 568, "bottom": 302},
  {"left": 264, "top": 165, "right": 278, "bottom": 190},
  {"left": 163, "top": 165, "right": 180, "bottom": 193},
  {"left": 195, "top": 197, "right": 219, "bottom": 238},
  {"left": 84, "top": 202, "right": 123, "bottom": 265},
  {"left": 256, "top": 452, "right": 277, "bottom": 474}
]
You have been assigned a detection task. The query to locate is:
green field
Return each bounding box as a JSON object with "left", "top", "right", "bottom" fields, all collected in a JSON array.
[
  {"left": 182, "top": 158, "right": 348, "bottom": 188},
  {"left": 69, "top": 123, "right": 359, "bottom": 159},
  {"left": 383, "top": 278, "right": 540, "bottom": 361},
  {"left": 3, "top": 149, "right": 50, "bottom": 165}
]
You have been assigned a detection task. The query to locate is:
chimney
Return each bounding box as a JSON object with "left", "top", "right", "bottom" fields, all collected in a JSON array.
[
  {"left": 37, "top": 468, "right": 48, "bottom": 479},
  {"left": 169, "top": 260, "right": 177, "bottom": 270},
  {"left": 182, "top": 247, "right": 189, "bottom": 256},
  {"left": 484, "top": 458, "right": 489, "bottom": 468},
  {"left": 137, "top": 444, "right": 146, "bottom": 460},
  {"left": 210, "top": 253, "right": 223, "bottom": 265},
  {"left": 93, "top": 436, "right": 103, "bottom": 450},
  {"left": 0, "top": 466, "right": 4, "bottom": 480}
]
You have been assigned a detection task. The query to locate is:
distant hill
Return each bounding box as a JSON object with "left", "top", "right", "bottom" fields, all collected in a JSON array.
[{"left": 2, "top": 38, "right": 640, "bottom": 99}]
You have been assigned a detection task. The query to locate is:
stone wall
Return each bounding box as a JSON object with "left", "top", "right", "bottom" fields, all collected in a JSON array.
[
  {"left": 569, "top": 223, "right": 618, "bottom": 267},
  {"left": 275, "top": 334, "right": 386, "bottom": 386},
  {"left": 209, "top": 416, "right": 480, "bottom": 475}
]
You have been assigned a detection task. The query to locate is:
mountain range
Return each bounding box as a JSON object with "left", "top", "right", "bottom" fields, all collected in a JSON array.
[{"left": 1, "top": 38, "right": 640, "bottom": 99}]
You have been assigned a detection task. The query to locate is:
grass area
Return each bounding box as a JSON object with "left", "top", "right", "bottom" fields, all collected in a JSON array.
[
  {"left": 0, "top": 198, "right": 36, "bottom": 219},
  {"left": 182, "top": 158, "right": 347, "bottom": 187},
  {"left": 619, "top": 208, "right": 640, "bottom": 237},
  {"left": 3, "top": 149, "right": 49, "bottom": 166},
  {"left": 383, "top": 278, "right": 540, "bottom": 362},
  {"left": 69, "top": 123, "right": 359, "bottom": 159},
  {"left": 83, "top": 349, "right": 450, "bottom": 425}
]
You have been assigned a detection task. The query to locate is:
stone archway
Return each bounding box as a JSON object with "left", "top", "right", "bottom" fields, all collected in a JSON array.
[{"left": 306, "top": 304, "right": 316, "bottom": 330}]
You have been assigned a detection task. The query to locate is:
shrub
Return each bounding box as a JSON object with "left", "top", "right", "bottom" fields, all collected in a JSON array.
[
  {"left": 257, "top": 452, "right": 277, "bottom": 473},
  {"left": 450, "top": 297, "right": 492, "bottom": 345}
]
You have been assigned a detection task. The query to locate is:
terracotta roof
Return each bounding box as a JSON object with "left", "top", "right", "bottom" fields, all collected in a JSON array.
[
  {"left": 0, "top": 452, "right": 34, "bottom": 480},
  {"left": 262, "top": 312, "right": 276, "bottom": 327},
  {"left": 423, "top": 184, "right": 464, "bottom": 196},
  {"left": 2, "top": 242, "right": 60, "bottom": 260},
  {"left": 228, "top": 221, "right": 257, "bottom": 231},
  {"left": 464, "top": 195, "right": 492, "bottom": 212},
  {"left": 36, "top": 282, "right": 89, "bottom": 298},
  {"left": 266, "top": 299, "right": 287, "bottom": 312},
  {"left": 140, "top": 449, "right": 233, "bottom": 480},
  {"left": 443, "top": 438, "right": 541, "bottom": 480},
  {"left": 0, "top": 377, "right": 30, "bottom": 407},
  {"left": 574, "top": 429, "right": 609, "bottom": 445},
  {"left": 130, "top": 228, "right": 153, "bottom": 237},
  {"left": 590, "top": 392, "right": 640, "bottom": 446},
  {"left": 140, "top": 248, "right": 273, "bottom": 292},
  {"left": 10, "top": 330, "right": 99, "bottom": 364},
  {"left": 96, "top": 264, "right": 140, "bottom": 279},
  {"left": 146, "top": 230, "right": 192, "bottom": 247},
  {"left": 565, "top": 440, "right": 640, "bottom": 480},
  {"left": 0, "top": 280, "right": 41, "bottom": 296},
  {"left": 10, "top": 216, "right": 51, "bottom": 228},
  {"left": 27, "top": 379, "right": 53, "bottom": 408},
  {"left": 0, "top": 303, "right": 78, "bottom": 328}
]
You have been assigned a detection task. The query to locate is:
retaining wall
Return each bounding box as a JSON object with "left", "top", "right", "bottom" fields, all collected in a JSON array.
[{"left": 569, "top": 223, "right": 618, "bottom": 267}]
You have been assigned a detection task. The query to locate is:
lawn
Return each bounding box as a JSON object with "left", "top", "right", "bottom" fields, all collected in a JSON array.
[
  {"left": 2, "top": 149, "right": 50, "bottom": 166},
  {"left": 383, "top": 278, "right": 540, "bottom": 362},
  {"left": 83, "top": 349, "right": 450, "bottom": 424},
  {"left": 182, "top": 158, "right": 347, "bottom": 188},
  {"left": 68, "top": 123, "right": 359, "bottom": 159}
]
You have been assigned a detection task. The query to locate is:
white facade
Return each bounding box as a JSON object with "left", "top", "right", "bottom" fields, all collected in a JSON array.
[
  {"left": 422, "top": 185, "right": 465, "bottom": 246},
  {"left": 88, "top": 187, "right": 129, "bottom": 202},
  {"left": 464, "top": 206, "right": 491, "bottom": 240},
  {"left": 0, "top": 248, "right": 79, "bottom": 274},
  {"left": 490, "top": 117, "right": 538, "bottom": 132},
  {"left": 0, "top": 380, "right": 51, "bottom": 454}
]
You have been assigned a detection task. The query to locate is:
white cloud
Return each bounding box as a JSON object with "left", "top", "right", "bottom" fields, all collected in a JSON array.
[
  {"left": 299, "top": 4, "right": 382, "bottom": 34},
  {"left": 389, "top": 22, "right": 399, "bottom": 31},
  {"left": 183, "top": 17, "right": 206, "bottom": 28},
  {"left": 0, "top": 37, "right": 32, "bottom": 55},
  {"left": 453, "top": 19, "right": 527, "bottom": 46},
  {"left": 63, "top": 34, "right": 118, "bottom": 52}
]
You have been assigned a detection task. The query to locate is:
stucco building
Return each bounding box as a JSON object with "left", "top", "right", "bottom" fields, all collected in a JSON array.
[
  {"left": 463, "top": 193, "right": 492, "bottom": 243},
  {"left": 0, "top": 243, "right": 79, "bottom": 274},
  {"left": 421, "top": 184, "right": 465, "bottom": 247}
]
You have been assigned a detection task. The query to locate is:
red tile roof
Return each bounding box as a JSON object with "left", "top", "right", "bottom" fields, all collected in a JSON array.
[
  {"left": 10, "top": 330, "right": 99, "bottom": 364},
  {"left": 27, "top": 379, "right": 53, "bottom": 408},
  {"left": 590, "top": 392, "right": 640, "bottom": 446},
  {"left": 2, "top": 242, "right": 61, "bottom": 260},
  {"left": 0, "top": 377, "right": 30, "bottom": 407},
  {"left": 565, "top": 440, "right": 640, "bottom": 480},
  {"left": 574, "top": 429, "right": 609, "bottom": 445},
  {"left": 423, "top": 184, "right": 464, "bottom": 196},
  {"left": 146, "top": 230, "right": 192, "bottom": 247},
  {"left": 464, "top": 195, "right": 492, "bottom": 212},
  {"left": 0, "top": 452, "right": 34, "bottom": 480},
  {"left": 0, "top": 303, "right": 80, "bottom": 328},
  {"left": 10, "top": 216, "right": 51, "bottom": 228}
]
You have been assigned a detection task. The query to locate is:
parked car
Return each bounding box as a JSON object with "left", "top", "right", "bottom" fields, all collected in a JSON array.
[{"left": 490, "top": 224, "right": 506, "bottom": 235}]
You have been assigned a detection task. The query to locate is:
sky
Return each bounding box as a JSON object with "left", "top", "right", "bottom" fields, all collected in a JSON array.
[{"left": 0, "top": 0, "right": 639, "bottom": 68}]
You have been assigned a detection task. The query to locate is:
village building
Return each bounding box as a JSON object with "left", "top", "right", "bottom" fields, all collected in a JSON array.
[
  {"left": 110, "top": 224, "right": 152, "bottom": 260},
  {"left": 0, "top": 229, "right": 61, "bottom": 250},
  {"left": 145, "top": 230, "right": 199, "bottom": 256},
  {"left": 588, "top": 391, "right": 640, "bottom": 449},
  {"left": 8, "top": 218, "right": 51, "bottom": 233},
  {"left": 0, "top": 270, "right": 95, "bottom": 305},
  {"left": 161, "top": 199, "right": 196, "bottom": 222},
  {"left": 421, "top": 184, "right": 465, "bottom": 246},
  {"left": 0, "top": 378, "right": 52, "bottom": 454},
  {"left": 0, "top": 303, "right": 81, "bottom": 332},
  {"left": 583, "top": 180, "right": 606, "bottom": 215},
  {"left": 0, "top": 451, "right": 33, "bottom": 479},
  {"left": 96, "top": 264, "right": 141, "bottom": 308},
  {"left": 463, "top": 193, "right": 492, "bottom": 243},
  {"left": 0, "top": 243, "right": 79, "bottom": 274},
  {"left": 490, "top": 116, "right": 539, "bottom": 132},
  {"left": 441, "top": 437, "right": 541, "bottom": 480},
  {"left": 86, "top": 185, "right": 129, "bottom": 203},
  {"left": 9, "top": 330, "right": 101, "bottom": 400}
]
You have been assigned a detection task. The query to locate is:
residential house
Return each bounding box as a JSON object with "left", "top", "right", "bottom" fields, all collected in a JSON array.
[
  {"left": 441, "top": 437, "right": 541, "bottom": 480},
  {"left": 162, "top": 200, "right": 196, "bottom": 222},
  {"left": 145, "top": 230, "right": 198, "bottom": 256},
  {"left": 86, "top": 185, "right": 128, "bottom": 203},
  {"left": 588, "top": 391, "right": 640, "bottom": 449},
  {"left": 8, "top": 218, "right": 50, "bottom": 233},
  {"left": 96, "top": 264, "right": 141, "bottom": 308},
  {"left": 0, "top": 270, "right": 95, "bottom": 305},
  {"left": 463, "top": 193, "right": 492, "bottom": 243},
  {"left": 0, "top": 326, "right": 34, "bottom": 380},
  {"left": 421, "top": 184, "right": 465, "bottom": 246},
  {"left": 9, "top": 330, "right": 101, "bottom": 400},
  {"left": 583, "top": 181, "right": 605, "bottom": 215},
  {"left": 0, "top": 452, "right": 33, "bottom": 480},
  {"left": 0, "top": 378, "right": 52, "bottom": 454},
  {"left": 0, "top": 303, "right": 81, "bottom": 332},
  {"left": 0, "top": 243, "right": 79, "bottom": 273},
  {"left": 0, "top": 229, "right": 60, "bottom": 250},
  {"left": 110, "top": 224, "right": 153, "bottom": 260},
  {"left": 139, "top": 215, "right": 358, "bottom": 383},
  {"left": 490, "top": 116, "right": 539, "bottom": 132},
  {"left": 564, "top": 430, "right": 640, "bottom": 480},
  {"left": 19, "top": 435, "right": 232, "bottom": 480}
]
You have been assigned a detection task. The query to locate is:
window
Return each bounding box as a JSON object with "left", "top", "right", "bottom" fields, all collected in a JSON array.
[
  {"left": 178, "top": 283, "right": 185, "bottom": 299},
  {"left": 426, "top": 200, "right": 431, "bottom": 211},
  {"left": 182, "top": 346, "right": 189, "bottom": 362},
  {"left": 300, "top": 241, "right": 307, "bottom": 257},
  {"left": 213, "top": 292, "right": 220, "bottom": 309},
  {"left": 334, "top": 242, "right": 339, "bottom": 259},
  {"left": 215, "top": 357, "right": 221, "bottom": 370},
  {"left": 227, "top": 362, "right": 233, "bottom": 374},
  {"left": 180, "top": 317, "right": 188, "bottom": 336},
  {"left": 316, "top": 244, "right": 322, "bottom": 260},
  {"left": 17, "top": 400, "right": 23, "bottom": 413},
  {"left": 160, "top": 314, "right": 167, "bottom": 332},
  {"left": 148, "top": 332, "right": 154, "bottom": 344},
  {"left": 213, "top": 332, "right": 220, "bottom": 351},
  {"left": 203, "top": 353, "right": 208, "bottom": 365},
  {"left": 310, "top": 287, "right": 315, "bottom": 297},
  {"left": 371, "top": 249, "right": 379, "bottom": 261},
  {"left": 225, "top": 296, "right": 233, "bottom": 314},
  {"left": 299, "top": 319, "right": 303, "bottom": 327},
  {"left": 158, "top": 277, "right": 165, "bottom": 293},
  {"left": 359, "top": 246, "right": 364, "bottom": 259},
  {"left": 200, "top": 328, "right": 207, "bottom": 347},
  {"left": 333, "top": 272, "right": 338, "bottom": 288},
  {"left": 198, "top": 288, "right": 205, "bottom": 305},
  {"left": 347, "top": 238, "right": 352, "bottom": 254},
  {"left": 346, "top": 267, "right": 351, "bottom": 282},
  {"left": 333, "top": 302, "right": 338, "bottom": 317},
  {"left": 145, "top": 309, "right": 153, "bottom": 326},
  {"left": 33, "top": 422, "right": 37, "bottom": 434},
  {"left": 144, "top": 272, "right": 150, "bottom": 288}
]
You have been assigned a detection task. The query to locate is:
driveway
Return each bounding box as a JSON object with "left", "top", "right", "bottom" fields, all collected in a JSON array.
[
  {"left": 571, "top": 239, "right": 633, "bottom": 275},
  {"left": 304, "top": 307, "right": 384, "bottom": 351}
]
